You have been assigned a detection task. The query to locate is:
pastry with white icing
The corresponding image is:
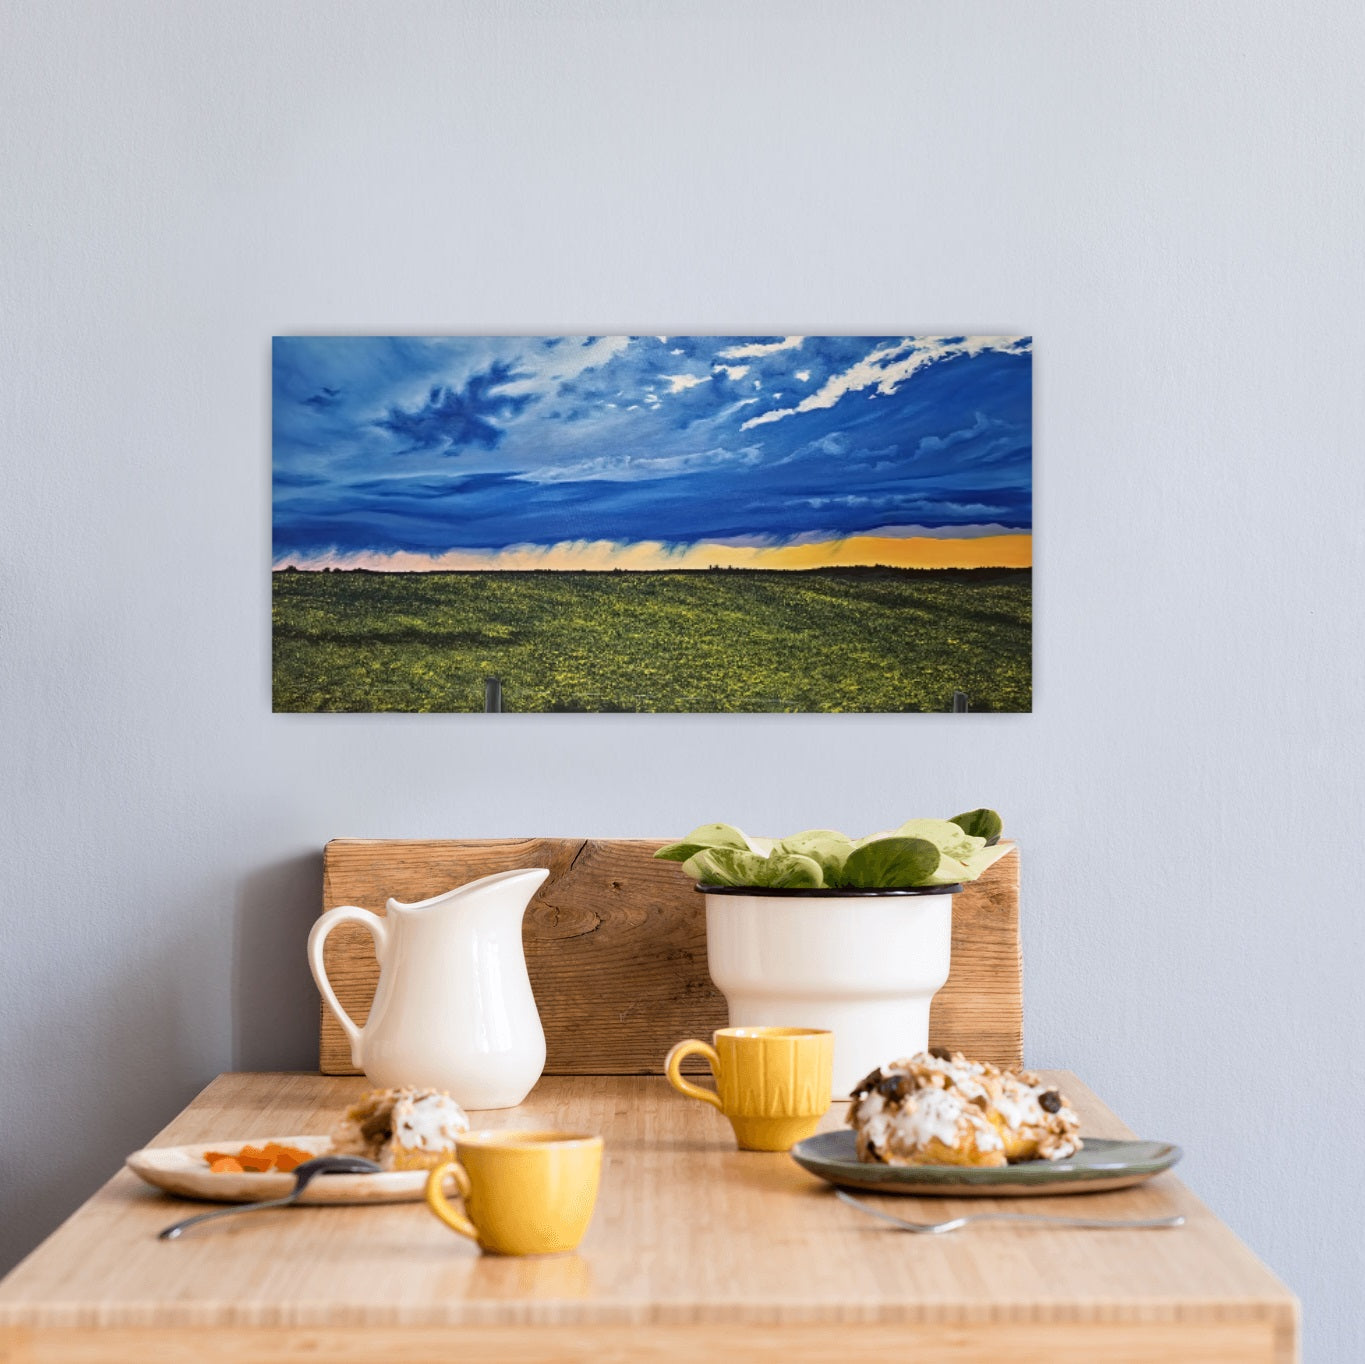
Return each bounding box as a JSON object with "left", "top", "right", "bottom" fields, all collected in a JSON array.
[
  {"left": 331, "top": 1087, "right": 470, "bottom": 1171},
  {"left": 847, "top": 1050, "right": 1081, "bottom": 1166},
  {"left": 850, "top": 1076, "right": 1006, "bottom": 1167},
  {"left": 987, "top": 1067, "right": 1082, "bottom": 1162}
]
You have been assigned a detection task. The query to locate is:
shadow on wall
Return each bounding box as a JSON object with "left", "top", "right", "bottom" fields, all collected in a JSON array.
[
  {"left": 233, "top": 853, "right": 324, "bottom": 1071},
  {"left": 0, "top": 854, "right": 325, "bottom": 1277},
  {"left": 0, "top": 916, "right": 219, "bottom": 1276}
]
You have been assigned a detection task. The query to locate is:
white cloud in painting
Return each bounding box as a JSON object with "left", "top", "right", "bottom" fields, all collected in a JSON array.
[
  {"left": 808, "top": 432, "right": 852, "bottom": 455},
  {"left": 743, "top": 521, "right": 1020, "bottom": 546},
  {"left": 514, "top": 445, "right": 763, "bottom": 484},
  {"left": 867, "top": 521, "right": 1019, "bottom": 540},
  {"left": 793, "top": 493, "right": 1010, "bottom": 516},
  {"left": 661, "top": 372, "right": 711, "bottom": 394},
  {"left": 712, "top": 364, "right": 750, "bottom": 381},
  {"left": 917, "top": 410, "right": 1006, "bottom": 453},
  {"left": 513, "top": 334, "right": 633, "bottom": 392},
  {"left": 795, "top": 370, "right": 811, "bottom": 382},
  {"left": 743, "top": 336, "right": 1030, "bottom": 429},
  {"left": 717, "top": 335, "right": 805, "bottom": 358},
  {"left": 709, "top": 397, "right": 760, "bottom": 420}
]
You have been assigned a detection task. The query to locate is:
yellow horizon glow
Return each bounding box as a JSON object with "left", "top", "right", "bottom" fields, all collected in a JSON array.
[{"left": 275, "top": 532, "right": 1031, "bottom": 573}]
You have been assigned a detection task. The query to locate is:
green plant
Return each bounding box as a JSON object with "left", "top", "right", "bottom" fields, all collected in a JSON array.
[{"left": 654, "top": 811, "right": 1007, "bottom": 890}]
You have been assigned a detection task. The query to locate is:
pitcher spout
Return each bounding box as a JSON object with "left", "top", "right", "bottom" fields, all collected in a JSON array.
[{"left": 387, "top": 867, "right": 550, "bottom": 916}]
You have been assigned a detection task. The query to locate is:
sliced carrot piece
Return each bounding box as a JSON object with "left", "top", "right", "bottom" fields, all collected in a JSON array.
[
  {"left": 203, "top": 1141, "right": 317, "bottom": 1173},
  {"left": 209, "top": 1157, "right": 244, "bottom": 1174}
]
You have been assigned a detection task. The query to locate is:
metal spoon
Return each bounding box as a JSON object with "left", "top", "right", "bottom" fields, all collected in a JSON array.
[
  {"left": 835, "top": 1188, "right": 1185, "bottom": 1234},
  {"left": 158, "top": 1155, "right": 382, "bottom": 1240}
]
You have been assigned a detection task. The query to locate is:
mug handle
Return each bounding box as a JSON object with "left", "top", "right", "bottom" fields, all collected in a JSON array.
[
  {"left": 307, "top": 906, "right": 388, "bottom": 1068},
  {"left": 425, "top": 1160, "right": 478, "bottom": 1242},
  {"left": 665, "top": 1039, "right": 724, "bottom": 1110}
]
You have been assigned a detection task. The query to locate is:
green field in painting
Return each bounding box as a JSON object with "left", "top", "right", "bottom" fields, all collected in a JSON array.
[{"left": 271, "top": 567, "right": 1031, "bottom": 713}]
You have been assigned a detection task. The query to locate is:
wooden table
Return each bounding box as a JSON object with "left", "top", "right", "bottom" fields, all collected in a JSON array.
[{"left": 0, "top": 1072, "right": 1297, "bottom": 1363}]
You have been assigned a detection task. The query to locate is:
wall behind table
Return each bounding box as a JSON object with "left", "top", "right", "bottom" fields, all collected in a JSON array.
[{"left": 1, "top": 1, "right": 1360, "bottom": 1356}]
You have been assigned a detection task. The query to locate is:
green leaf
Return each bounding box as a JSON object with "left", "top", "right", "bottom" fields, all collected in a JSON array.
[
  {"left": 950, "top": 808, "right": 1004, "bottom": 845},
  {"left": 852, "top": 828, "right": 896, "bottom": 848},
  {"left": 654, "top": 822, "right": 752, "bottom": 862},
  {"left": 686, "top": 847, "right": 823, "bottom": 889},
  {"left": 922, "top": 841, "right": 1013, "bottom": 884},
  {"left": 775, "top": 830, "right": 854, "bottom": 886},
  {"left": 680, "top": 850, "right": 717, "bottom": 881},
  {"left": 841, "top": 836, "right": 941, "bottom": 889},
  {"left": 655, "top": 844, "right": 697, "bottom": 862},
  {"left": 757, "top": 852, "right": 825, "bottom": 889},
  {"left": 959, "top": 842, "right": 1013, "bottom": 879},
  {"left": 894, "top": 818, "right": 984, "bottom": 863},
  {"left": 919, "top": 853, "right": 969, "bottom": 886}
]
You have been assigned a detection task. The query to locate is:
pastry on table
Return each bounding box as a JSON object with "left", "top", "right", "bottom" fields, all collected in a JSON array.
[
  {"left": 986, "top": 1066, "right": 1083, "bottom": 1162},
  {"left": 847, "top": 1049, "right": 1081, "bottom": 1165},
  {"left": 331, "top": 1087, "right": 470, "bottom": 1171},
  {"left": 847, "top": 1070, "right": 1006, "bottom": 1167}
]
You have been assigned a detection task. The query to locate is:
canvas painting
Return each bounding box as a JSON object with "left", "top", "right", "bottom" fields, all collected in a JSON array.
[{"left": 272, "top": 335, "right": 1032, "bottom": 712}]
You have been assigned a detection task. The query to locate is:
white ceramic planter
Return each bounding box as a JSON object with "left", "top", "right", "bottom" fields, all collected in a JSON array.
[{"left": 704, "top": 886, "right": 955, "bottom": 1099}]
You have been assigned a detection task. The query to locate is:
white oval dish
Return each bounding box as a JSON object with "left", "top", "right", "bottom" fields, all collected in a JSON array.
[{"left": 125, "top": 1135, "right": 427, "bottom": 1205}]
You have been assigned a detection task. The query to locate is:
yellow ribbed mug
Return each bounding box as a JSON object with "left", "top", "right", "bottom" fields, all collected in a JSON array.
[
  {"left": 425, "top": 1130, "right": 603, "bottom": 1255},
  {"left": 665, "top": 1027, "right": 834, "bottom": 1151}
]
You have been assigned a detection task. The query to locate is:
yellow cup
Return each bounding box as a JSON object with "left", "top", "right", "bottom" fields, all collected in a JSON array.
[
  {"left": 665, "top": 1026, "right": 834, "bottom": 1151},
  {"left": 425, "top": 1130, "right": 603, "bottom": 1256}
]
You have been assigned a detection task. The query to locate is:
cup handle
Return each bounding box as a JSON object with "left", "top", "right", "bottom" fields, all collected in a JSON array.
[
  {"left": 307, "top": 905, "right": 388, "bottom": 1068},
  {"left": 665, "top": 1039, "right": 724, "bottom": 1110},
  {"left": 425, "top": 1160, "right": 479, "bottom": 1242}
]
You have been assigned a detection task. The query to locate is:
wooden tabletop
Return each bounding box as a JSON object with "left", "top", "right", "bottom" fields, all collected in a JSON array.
[{"left": 0, "top": 1072, "right": 1296, "bottom": 1364}]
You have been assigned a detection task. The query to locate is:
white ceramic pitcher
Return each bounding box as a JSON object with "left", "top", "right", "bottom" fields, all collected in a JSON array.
[{"left": 308, "top": 868, "right": 549, "bottom": 1109}]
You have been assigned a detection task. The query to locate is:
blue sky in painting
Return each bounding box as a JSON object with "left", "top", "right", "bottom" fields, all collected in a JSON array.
[{"left": 272, "top": 335, "right": 1031, "bottom": 560}]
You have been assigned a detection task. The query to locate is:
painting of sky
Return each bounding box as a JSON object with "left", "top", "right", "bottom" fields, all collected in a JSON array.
[{"left": 272, "top": 335, "right": 1032, "bottom": 570}]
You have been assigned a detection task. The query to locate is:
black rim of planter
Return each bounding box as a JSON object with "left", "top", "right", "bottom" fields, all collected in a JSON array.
[{"left": 694, "top": 882, "right": 963, "bottom": 898}]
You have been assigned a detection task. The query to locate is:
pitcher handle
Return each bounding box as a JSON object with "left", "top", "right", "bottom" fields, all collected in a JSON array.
[{"left": 308, "top": 905, "right": 388, "bottom": 1068}]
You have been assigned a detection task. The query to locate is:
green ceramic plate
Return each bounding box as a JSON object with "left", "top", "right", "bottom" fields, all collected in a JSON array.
[{"left": 790, "top": 1130, "right": 1181, "bottom": 1198}]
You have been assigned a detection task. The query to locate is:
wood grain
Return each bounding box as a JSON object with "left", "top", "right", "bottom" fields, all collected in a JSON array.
[
  {"left": 318, "top": 838, "right": 1023, "bottom": 1075},
  {"left": 0, "top": 1072, "right": 1297, "bottom": 1363}
]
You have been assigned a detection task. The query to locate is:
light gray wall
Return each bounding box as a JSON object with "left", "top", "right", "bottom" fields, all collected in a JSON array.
[{"left": 1, "top": 0, "right": 1360, "bottom": 1355}]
